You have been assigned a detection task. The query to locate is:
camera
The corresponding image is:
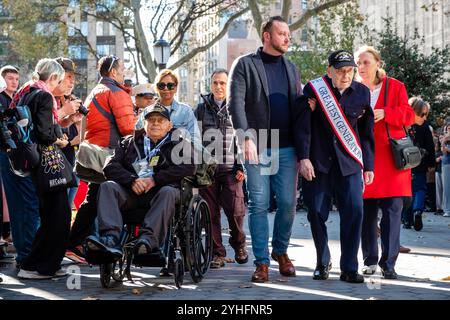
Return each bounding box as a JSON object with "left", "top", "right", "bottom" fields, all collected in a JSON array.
[
  {"left": 0, "top": 106, "right": 31, "bottom": 151},
  {"left": 67, "top": 95, "right": 89, "bottom": 116},
  {"left": 78, "top": 104, "right": 89, "bottom": 116}
]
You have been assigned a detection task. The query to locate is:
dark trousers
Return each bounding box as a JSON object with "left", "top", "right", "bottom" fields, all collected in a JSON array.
[
  {"left": 68, "top": 183, "right": 100, "bottom": 249},
  {"left": 362, "top": 197, "right": 403, "bottom": 270},
  {"left": 97, "top": 181, "right": 179, "bottom": 249},
  {"left": 21, "top": 189, "right": 71, "bottom": 275},
  {"left": 199, "top": 169, "right": 245, "bottom": 257},
  {"left": 303, "top": 165, "right": 363, "bottom": 273}
]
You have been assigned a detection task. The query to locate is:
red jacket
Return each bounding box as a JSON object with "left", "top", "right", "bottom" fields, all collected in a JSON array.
[
  {"left": 363, "top": 77, "right": 415, "bottom": 199},
  {"left": 84, "top": 77, "right": 136, "bottom": 148}
]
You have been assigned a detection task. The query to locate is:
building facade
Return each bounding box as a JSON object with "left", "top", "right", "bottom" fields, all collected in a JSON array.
[{"left": 359, "top": 0, "right": 450, "bottom": 55}]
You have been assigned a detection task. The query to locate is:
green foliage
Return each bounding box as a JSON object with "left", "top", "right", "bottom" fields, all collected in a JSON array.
[
  {"left": 376, "top": 18, "right": 450, "bottom": 126},
  {"left": 289, "top": 0, "right": 369, "bottom": 82},
  {"left": 2, "top": 0, "right": 68, "bottom": 70}
]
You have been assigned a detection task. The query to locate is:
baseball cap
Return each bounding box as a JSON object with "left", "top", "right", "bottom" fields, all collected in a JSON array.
[
  {"left": 328, "top": 50, "right": 357, "bottom": 69},
  {"left": 55, "top": 57, "right": 78, "bottom": 73},
  {"left": 143, "top": 103, "right": 170, "bottom": 121},
  {"left": 132, "top": 83, "right": 156, "bottom": 97},
  {"left": 0, "top": 65, "right": 19, "bottom": 76}
]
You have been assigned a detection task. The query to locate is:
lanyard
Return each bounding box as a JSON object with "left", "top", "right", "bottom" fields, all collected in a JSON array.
[{"left": 144, "top": 134, "right": 169, "bottom": 160}]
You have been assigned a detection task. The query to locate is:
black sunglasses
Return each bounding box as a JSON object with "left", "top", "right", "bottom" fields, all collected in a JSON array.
[{"left": 157, "top": 82, "right": 177, "bottom": 90}]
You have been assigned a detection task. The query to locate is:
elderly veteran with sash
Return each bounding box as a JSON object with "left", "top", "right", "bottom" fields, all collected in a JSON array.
[{"left": 297, "top": 50, "right": 375, "bottom": 284}]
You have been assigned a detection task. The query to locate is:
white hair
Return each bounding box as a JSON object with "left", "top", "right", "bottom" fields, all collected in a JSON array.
[{"left": 32, "top": 58, "right": 65, "bottom": 82}]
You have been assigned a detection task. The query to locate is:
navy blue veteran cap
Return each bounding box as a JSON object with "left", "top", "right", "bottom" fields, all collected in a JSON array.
[
  {"left": 143, "top": 103, "right": 170, "bottom": 121},
  {"left": 328, "top": 50, "right": 357, "bottom": 69}
]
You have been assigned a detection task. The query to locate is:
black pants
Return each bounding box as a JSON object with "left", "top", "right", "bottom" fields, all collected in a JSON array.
[
  {"left": 97, "top": 181, "right": 179, "bottom": 249},
  {"left": 303, "top": 164, "right": 364, "bottom": 272},
  {"left": 21, "top": 189, "right": 71, "bottom": 275},
  {"left": 362, "top": 197, "right": 403, "bottom": 270},
  {"left": 68, "top": 183, "right": 100, "bottom": 249}
]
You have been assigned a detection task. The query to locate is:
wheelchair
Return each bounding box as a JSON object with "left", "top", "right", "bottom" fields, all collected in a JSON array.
[{"left": 84, "top": 178, "right": 213, "bottom": 289}]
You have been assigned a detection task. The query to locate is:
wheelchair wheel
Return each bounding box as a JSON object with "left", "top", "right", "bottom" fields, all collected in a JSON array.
[
  {"left": 185, "top": 195, "right": 213, "bottom": 283},
  {"left": 100, "top": 263, "right": 112, "bottom": 288},
  {"left": 174, "top": 258, "right": 184, "bottom": 288},
  {"left": 112, "top": 256, "right": 126, "bottom": 282}
]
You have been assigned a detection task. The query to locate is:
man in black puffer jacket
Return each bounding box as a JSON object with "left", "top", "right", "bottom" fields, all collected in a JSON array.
[{"left": 86, "top": 104, "right": 196, "bottom": 260}]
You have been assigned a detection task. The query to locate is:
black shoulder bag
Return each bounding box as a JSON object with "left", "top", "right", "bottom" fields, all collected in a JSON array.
[{"left": 384, "top": 78, "right": 422, "bottom": 170}]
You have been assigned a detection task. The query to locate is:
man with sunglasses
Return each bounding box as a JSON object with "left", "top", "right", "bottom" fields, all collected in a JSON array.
[
  {"left": 67, "top": 55, "right": 136, "bottom": 261},
  {"left": 402, "top": 97, "right": 435, "bottom": 231}
]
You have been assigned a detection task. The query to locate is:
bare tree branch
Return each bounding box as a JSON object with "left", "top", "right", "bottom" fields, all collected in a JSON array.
[
  {"left": 160, "top": 0, "right": 186, "bottom": 39},
  {"left": 248, "top": 0, "right": 263, "bottom": 38},
  {"left": 169, "top": 7, "right": 250, "bottom": 70},
  {"left": 289, "top": 0, "right": 352, "bottom": 31},
  {"left": 281, "top": 0, "right": 292, "bottom": 21}
]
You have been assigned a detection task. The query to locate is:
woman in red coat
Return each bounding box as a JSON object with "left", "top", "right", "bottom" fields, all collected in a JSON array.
[{"left": 354, "top": 46, "right": 415, "bottom": 279}]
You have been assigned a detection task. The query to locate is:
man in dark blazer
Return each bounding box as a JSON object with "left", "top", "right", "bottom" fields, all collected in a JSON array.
[
  {"left": 227, "top": 16, "right": 302, "bottom": 283},
  {"left": 297, "top": 50, "right": 375, "bottom": 284}
]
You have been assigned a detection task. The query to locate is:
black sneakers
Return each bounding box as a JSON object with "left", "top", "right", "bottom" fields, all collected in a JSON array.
[
  {"left": 413, "top": 210, "right": 423, "bottom": 231},
  {"left": 340, "top": 271, "right": 365, "bottom": 283}
]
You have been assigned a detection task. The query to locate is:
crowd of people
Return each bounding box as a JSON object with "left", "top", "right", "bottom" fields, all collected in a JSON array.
[{"left": 0, "top": 15, "right": 449, "bottom": 285}]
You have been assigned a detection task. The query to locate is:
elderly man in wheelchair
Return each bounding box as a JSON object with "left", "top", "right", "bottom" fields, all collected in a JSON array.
[{"left": 85, "top": 104, "right": 196, "bottom": 263}]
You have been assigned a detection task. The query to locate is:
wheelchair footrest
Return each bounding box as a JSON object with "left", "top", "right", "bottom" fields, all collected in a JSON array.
[
  {"left": 85, "top": 249, "right": 121, "bottom": 265},
  {"left": 133, "top": 252, "right": 166, "bottom": 267}
]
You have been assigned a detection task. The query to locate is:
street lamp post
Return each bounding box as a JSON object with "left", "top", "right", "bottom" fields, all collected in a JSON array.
[{"left": 152, "top": 39, "right": 171, "bottom": 72}]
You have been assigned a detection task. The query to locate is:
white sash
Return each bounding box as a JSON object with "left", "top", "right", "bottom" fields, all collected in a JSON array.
[{"left": 309, "top": 76, "right": 363, "bottom": 168}]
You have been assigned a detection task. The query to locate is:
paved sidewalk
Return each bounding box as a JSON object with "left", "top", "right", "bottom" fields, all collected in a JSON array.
[{"left": 1, "top": 210, "right": 449, "bottom": 300}]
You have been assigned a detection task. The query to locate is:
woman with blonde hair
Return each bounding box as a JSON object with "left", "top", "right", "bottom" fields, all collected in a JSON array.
[
  {"left": 354, "top": 46, "right": 415, "bottom": 279},
  {"left": 135, "top": 69, "right": 200, "bottom": 147}
]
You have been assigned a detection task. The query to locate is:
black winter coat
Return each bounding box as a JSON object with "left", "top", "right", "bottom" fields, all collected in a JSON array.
[{"left": 103, "top": 129, "right": 196, "bottom": 189}]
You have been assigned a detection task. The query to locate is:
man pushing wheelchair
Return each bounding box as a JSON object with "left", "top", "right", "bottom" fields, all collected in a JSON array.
[{"left": 85, "top": 103, "right": 196, "bottom": 262}]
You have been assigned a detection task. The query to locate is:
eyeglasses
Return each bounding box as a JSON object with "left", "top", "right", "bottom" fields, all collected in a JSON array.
[
  {"left": 146, "top": 116, "right": 168, "bottom": 124},
  {"left": 157, "top": 82, "right": 177, "bottom": 90},
  {"left": 335, "top": 68, "right": 355, "bottom": 76},
  {"left": 421, "top": 112, "right": 429, "bottom": 118},
  {"left": 107, "top": 55, "right": 119, "bottom": 73}
]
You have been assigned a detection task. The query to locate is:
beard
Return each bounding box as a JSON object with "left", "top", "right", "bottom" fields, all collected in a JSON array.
[{"left": 271, "top": 42, "right": 288, "bottom": 55}]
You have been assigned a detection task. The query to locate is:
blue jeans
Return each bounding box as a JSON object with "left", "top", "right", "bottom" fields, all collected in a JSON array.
[
  {"left": 244, "top": 147, "right": 298, "bottom": 266},
  {"left": 67, "top": 175, "right": 80, "bottom": 208},
  {"left": 403, "top": 171, "right": 427, "bottom": 225},
  {"left": 0, "top": 152, "right": 40, "bottom": 263},
  {"left": 442, "top": 165, "right": 450, "bottom": 214}
]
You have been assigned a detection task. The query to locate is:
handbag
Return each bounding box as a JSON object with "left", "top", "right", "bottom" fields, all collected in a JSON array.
[
  {"left": 74, "top": 96, "right": 118, "bottom": 183},
  {"left": 384, "top": 78, "right": 422, "bottom": 170},
  {"left": 36, "top": 144, "right": 76, "bottom": 192},
  {"left": 74, "top": 140, "right": 113, "bottom": 183}
]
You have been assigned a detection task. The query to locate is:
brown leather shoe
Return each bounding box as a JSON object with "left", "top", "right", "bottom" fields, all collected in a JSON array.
[
  {"left": 399, "top": 245, "right": 411, "bottom": 254},
  {"left": 235, "top": 247, "right": 248, "bottom": 264},
  {"left": 251, "top": 264, "right": 269, "bottom": 283},
  {"left": 271, "top": 252, "right": 296, "bottom": 276}
]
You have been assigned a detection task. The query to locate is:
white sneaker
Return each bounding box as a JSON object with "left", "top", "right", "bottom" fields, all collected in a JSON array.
[
  {"left": 17, "top": 269, "right": 52, "bottom": 280},
  {"left": 362, "top": 265, "right": 377, "bottom": 275},
  {"left": 443, "top": 212, "right": 450, "bottom": 217}
]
